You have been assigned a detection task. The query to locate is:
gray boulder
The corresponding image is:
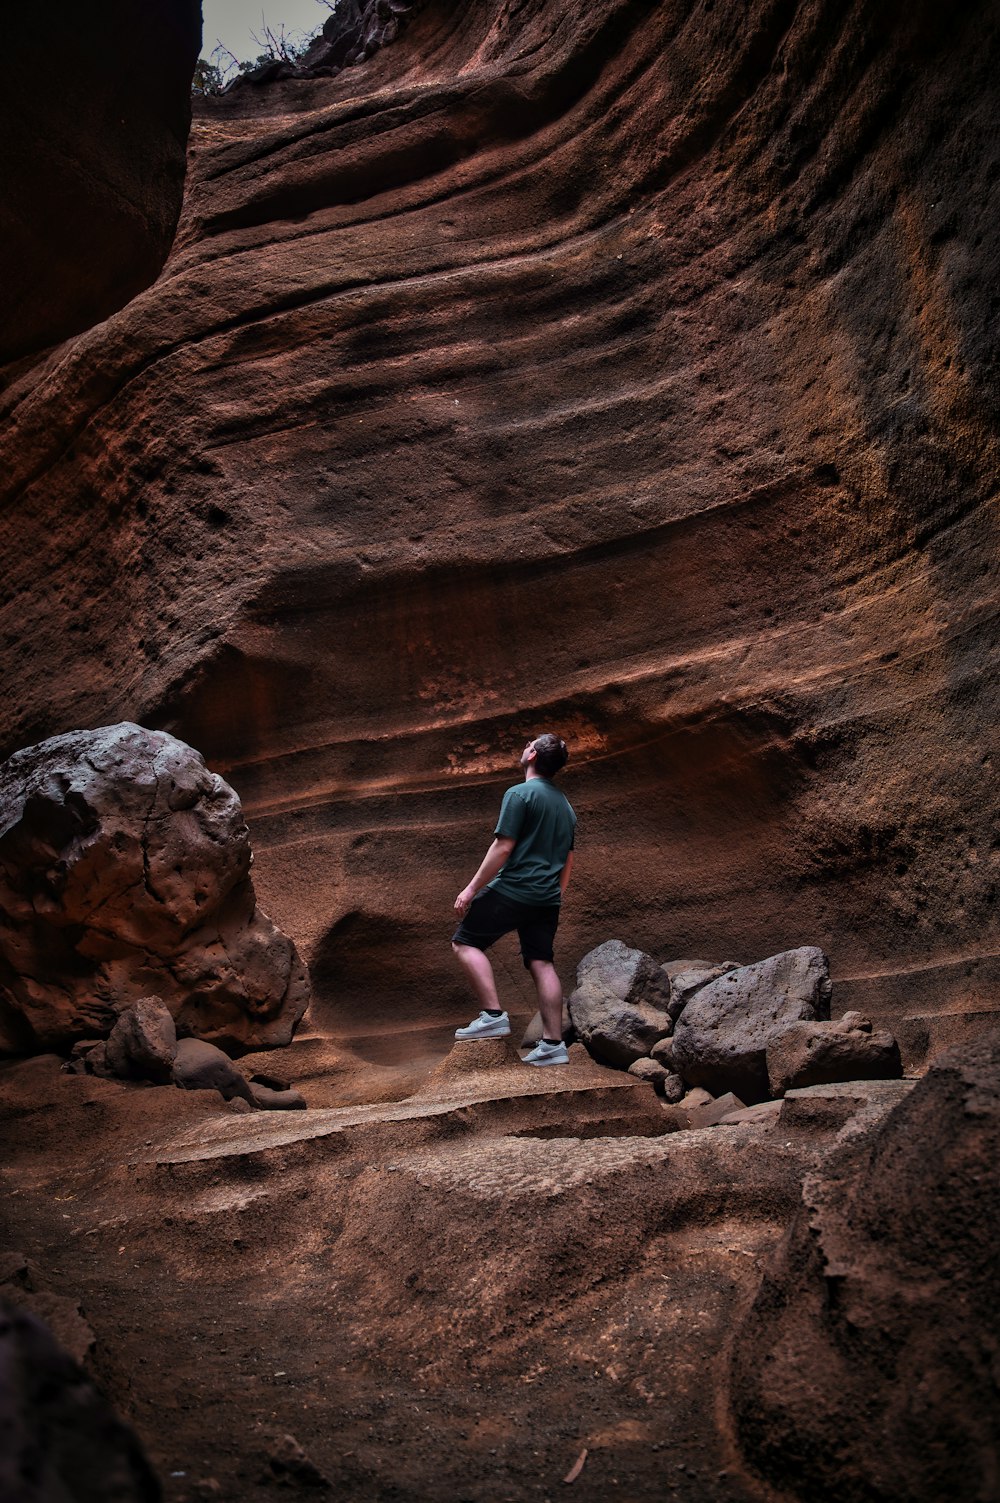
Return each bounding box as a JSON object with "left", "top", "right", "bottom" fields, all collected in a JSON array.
[
  {"left": 568, "top": 941, "right": 672, "bottom": 1068},
  {"left": 171, "top": 1038, "right": 254, "bottom": 1104},
  {"left": 661, "top": 959, "right": 741, "bottom": 1021},
  {"left": 0, "top": 723, "right": 310, "bottom": 1055},
  {"left": 104, "top": 997, "right": 177, "bottom": 1083},
  {"left": 766, "top": 1016, "right": 902, "bottom": 1097},
  {"left": 670, "top": 947, "right": 832, "bottom": 1104}
]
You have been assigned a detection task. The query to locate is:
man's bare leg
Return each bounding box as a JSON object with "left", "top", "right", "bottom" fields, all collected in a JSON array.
[
  {"left": 529, "top": 959, "right": 564, "bottom": 1041},
  {"left": 452, "top": 942, "right": 502, "bottom": 1012}
]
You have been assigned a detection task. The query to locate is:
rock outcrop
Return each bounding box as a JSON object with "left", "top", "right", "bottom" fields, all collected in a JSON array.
[
  {"left": 1, "top": 3, "right": 201, "bottom": 361},
  {"left": 1, "top": 0, "right": 998, "bottom": 1052},
  {"left": 670, "top": 946, "right": 832, "bottom": 1103},
  {"left": 0, "top": 724, "right": 309, "bottom": 1054},
  {"left": 731, "top": 1037, "right": 1000, "bottom": 1502}
]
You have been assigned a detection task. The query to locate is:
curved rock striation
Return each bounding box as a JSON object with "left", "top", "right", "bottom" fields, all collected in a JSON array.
[
  {"left": 0, "top": 1, "right": 998, "bottom": 1041},
  {"left": 0, "top": 724, "right": 310, "bottom": 1054}
]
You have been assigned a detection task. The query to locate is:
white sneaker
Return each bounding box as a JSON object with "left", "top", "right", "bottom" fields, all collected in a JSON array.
[
  {"left": 455, "top": 1010, "right": 511, "bottom": 1040},
  {"left": 522, "top": 1039, "right": 569, "bottom": 1066}
]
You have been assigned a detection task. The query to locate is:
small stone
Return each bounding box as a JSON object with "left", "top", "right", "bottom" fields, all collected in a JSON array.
[
  {"left": 650, "top": 1036, "right": 677, "bottom": 1070},
  {"left": 267, "top": 1432, "right": 330, "bottom": 1488},
  {"left": 628, "top": 1057, "right": 671, "bottom": 1083},
  {"left": 248, "top": 1082, "right": 306, "bottom": 1110},
  {"left": 686, "top": 1091, "right": 747, "bottom": 1128}
]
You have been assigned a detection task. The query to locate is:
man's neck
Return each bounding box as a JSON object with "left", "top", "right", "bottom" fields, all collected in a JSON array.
[{"left": 524, "top": 767, "right": 546, "bottom": 782}]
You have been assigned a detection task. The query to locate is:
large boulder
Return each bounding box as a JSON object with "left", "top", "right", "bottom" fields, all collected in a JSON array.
[
  {"left": 670, "top": 947, "right": 832, "bottom": 1104},
  {"left": 0, "top": 724, "right": 310, "bottom": 1054},
  {"left": 568, "top": 941, "right": 672, "bottom": 1068},
  {"left": 766, "top": 1013, "right": 902, "bottom": 1097},
  {"left": 730, "top": 1037, "right": 1000, "bottom": 1502}
]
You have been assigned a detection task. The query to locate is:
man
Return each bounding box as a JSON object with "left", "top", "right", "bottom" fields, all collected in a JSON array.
[{"left": 452, "top": 733, "right": 577, "bottom": 1066}]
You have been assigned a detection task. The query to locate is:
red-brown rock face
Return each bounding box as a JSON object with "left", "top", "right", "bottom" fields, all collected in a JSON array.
[{"left": 1, "top": 0, "right": 997, "bottom": 1046}]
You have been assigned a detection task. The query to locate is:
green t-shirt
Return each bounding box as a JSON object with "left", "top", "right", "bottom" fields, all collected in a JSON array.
[{"left": 488, "top": 777, "right": 576, "bottom": 906}]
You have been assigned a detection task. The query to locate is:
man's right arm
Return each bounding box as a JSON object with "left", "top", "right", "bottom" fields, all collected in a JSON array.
[{"left": 559, "top": 850, "right": 574, "bottom": 896}]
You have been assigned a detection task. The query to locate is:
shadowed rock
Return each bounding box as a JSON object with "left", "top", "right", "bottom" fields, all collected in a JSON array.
[
  {"left": 105, "top": 997, "right": 177, "bottom": 1084},
  {"left": 0, "top": 1297, "right": 161, "bottom": 1502},
  {"left": 2, "top": 3, "right": 200, "bottom": 361},
  {"left": 731, "top": 1037, "right": 1000, "bottom": 1502},
  {"left": 0, "top": 724, "right": 309, "bottom": 1054},
  {"left": 670, "top": 947, "right": 831, "bottom": 1104}
]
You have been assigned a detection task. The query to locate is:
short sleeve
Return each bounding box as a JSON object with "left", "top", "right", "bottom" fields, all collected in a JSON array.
[{"left": 494, "top": 787, "right": 527, "bottom": 841}]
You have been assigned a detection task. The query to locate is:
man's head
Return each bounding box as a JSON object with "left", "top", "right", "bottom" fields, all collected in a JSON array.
[{"left": 521, "top": 733, "right": 569, "bottom": 779}]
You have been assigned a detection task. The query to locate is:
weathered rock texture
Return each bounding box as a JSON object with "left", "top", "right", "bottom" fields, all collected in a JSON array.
[
  {"left": 766, "top": 1013, "right": 902, "bottom": 1096},
  {"left": 731, "top": 1037, "right": 1000, "bottom": 1502},
  {"left": 671, "top": 945, "right": 831, "bottom": 1103},
  {"left": 1, "top": 1, "right": 998, "bottom": 1047},
  {"left": 0, "top": 724, "right": 309, "bottom": 1054},
  {"left": 1, "top": 2, "right": 200, "bottom": 362}
]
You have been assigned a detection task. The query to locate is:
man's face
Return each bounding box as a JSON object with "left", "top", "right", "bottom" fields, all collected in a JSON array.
[{"left": 520, "top": 739, "right": 536, "bottom": 769}]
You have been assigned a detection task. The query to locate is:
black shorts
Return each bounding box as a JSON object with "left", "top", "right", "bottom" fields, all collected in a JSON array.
[{"left": 452, "top": 888, "right": 560, "bottom": 969}]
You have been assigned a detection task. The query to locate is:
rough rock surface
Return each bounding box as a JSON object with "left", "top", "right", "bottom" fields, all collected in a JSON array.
[
  {"left": 671, "top": 947, "right": 831, "bottom": 1104},
  {"left": 731, "top": 1037, "right": 1000, "bottom": 1502},
  {"left": 1, "top": 4, "right": 200, "bottom": 361},
  {"left": 0, "top": 724, "right": 309, "bottom": 1054},
  {"left": 662, "top": 960, "right": 741, "bottom": 1021},
  {"left": 569, "top": 941, "right": 672, "bottom": 1068},
  {"left": 766, "top": 1015, "right": 902, "bottom": 1097},
  {"left": 1, "top": 1, "right": 999, "bottom": 1052},
  {"left": 0, "top": 1297, "right": 160, "bottom": 1503},
  {"left": 105, "top": 997, "right": 178, "bottom": 1084}
]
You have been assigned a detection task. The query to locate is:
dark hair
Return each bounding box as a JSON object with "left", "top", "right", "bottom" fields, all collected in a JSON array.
[{"left": 532, "top": 732, "right": 569, "bottom": 778}]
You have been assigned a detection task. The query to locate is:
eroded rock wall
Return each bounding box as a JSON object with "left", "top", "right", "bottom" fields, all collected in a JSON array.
[{"left": 1, "top": 0, "right": 998, "bottom": 1041}]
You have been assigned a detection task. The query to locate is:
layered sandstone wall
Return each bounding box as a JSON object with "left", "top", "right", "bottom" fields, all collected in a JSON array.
[{"left": 1, "top": 0, "right": 997, "bottom": 1043}]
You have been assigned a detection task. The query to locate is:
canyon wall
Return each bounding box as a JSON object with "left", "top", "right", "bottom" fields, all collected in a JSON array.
[{"left": 1, "top": 0, "right": 998, "bottom": 1047}]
